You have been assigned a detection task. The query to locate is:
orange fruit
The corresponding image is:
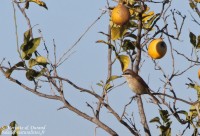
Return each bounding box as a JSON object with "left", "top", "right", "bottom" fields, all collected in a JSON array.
[
  {"left": 148, "top": 38, "right": 167, "bottom": 59},
  {"left": 198, "top": 69, "right": 200, "bottom": 79},
  {"left": 111, "top": 3, "right": 130, "bottom": 26}
]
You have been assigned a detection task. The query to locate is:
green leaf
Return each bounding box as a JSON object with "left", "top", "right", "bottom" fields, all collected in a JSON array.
[
  {"left": 197, "top": 120, "right": 200, "bottom": 127},
  {"left": 106, "top": 75, "right": 121, "bottom": 83},
  {"left": 143, "top": 13, "right": 160, "bottom": 29},
  {"left": 187, "top": 82, "right": 200, "bottom": 101},
  {"left": 125, "top": 33, "right": 137, "bottom": 39},
  {"left": 36, "top": 56, "right": 48, "bottom": 64},
  {"left": 96, "top": 40, "right": 116, "bottom": 51},
  {"left": 29, "top": 56, "right": 48, "bottom": 68},
  {"left": 25, "top": 1, "right": 29, "bottom": 9},
  {"left": 9, "top": 121, "right": 19, "bottom": 136},
  {"left": 176, "top": 110, "right": 188, "bottom": 117},
  {"left": 111, "top": 26, "right": 127, "bottom": 40},
  {"left": 96, "top": 83, "right": 103, "bottom": 87},
  {"left": 142, "top": 11, "right": 154, "bottom": 23},
  {"left": 117, "top": 55, "right": 130, "bottom": 72},
  {"left": 28, "top": 59, "right": 38, "bottom": 68},
  {"left": 0, "top": 126, "right": 8, "bottom": 135},
  {"left": 36, "top": 68, "right": 47, "bottom": 77},
  {"left": 26, "top": 68, "right": 46, "bottom": 81},
  {"left": 123, "top": 0, "right": 135, "bottom": 5},
  {"left": 149, "top": 117, "right": 161, "bottom": 124},
  {"left": 5, "top": 69, "right": 14, "bottom": 78},
  {"left": 20, "top": 43, "right": 25, "bottom": 51},
  {"left": 166, "top": 129, "right": 172, "bottom": 135},
  {"left": 24, "top": 29, "right": 31, "bottom": 44},
  {"left": 187, "top": 83, "right": 200, "bottom": 91},
  {"left": 15, "top": 61, "right": 25, "bottom": 67},
  {"left": 189, "top": 32, "right": 197, "bottom": 47},
  {"left": 21, "top": 37, "right": 41, "bottom": 59},
  {"left": 187, "top": 104, "right": 200, "bottom": 120},
  {"left": 197, "top": 35, "right": 200, "bottom": 48},
  {"left": 21, "top": 51, "right": 32, "bottom": 60},
  {"left": 132, "top": 5, "right": 143, "bottom": 14},
  {"left": 189, "top": 2, "right": 195, "bottom": 9},
  {"left": 104, "top": 83, "right": 113, "bottom": 91},
  {"left": 192, "top": 128, "right": 198, "bottom": 136},
  {"left": 129, "top": 21, "right": 138, "bottom": 27},
  {"left": 26, "top": 69, "right": 38, "bottom": 81},
  {"left": 122, "top": 40, "right": 135, "bottom": 51},
  {"left": 10, "top": 121, "right": 16, "bottom": 130},
  {"left": 160, "top": 125, "right": 171, "bottom": 136},
  {"left": 29, "top": 0, "right": 48, "bottom": 9},
  {"left": 5, "top": 61, "right": 24, "bottom": 78},
  {"left": 24, "top": 38, "right": 41, "bottom": 54},
  {"left": 159, "top": 110, "right": 169, "bottom": 123}
]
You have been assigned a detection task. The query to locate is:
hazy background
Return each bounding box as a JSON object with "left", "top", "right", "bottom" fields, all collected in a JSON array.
[{"left": 0, "top": 0, "right": 199, "bottom": 135}]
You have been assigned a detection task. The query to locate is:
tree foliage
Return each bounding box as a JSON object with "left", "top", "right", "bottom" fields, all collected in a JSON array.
[{"left": 1, "top": 0, "right": 200, "bottom": 135}]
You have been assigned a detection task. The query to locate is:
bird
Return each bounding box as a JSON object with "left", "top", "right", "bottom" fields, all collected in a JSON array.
[{"left": 122, "top": 69, "right": 160, "bottom": 104}]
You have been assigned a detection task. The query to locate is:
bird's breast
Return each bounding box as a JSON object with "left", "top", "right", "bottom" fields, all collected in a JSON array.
[{"left": 126, "top": 78, "right": 148, "bottom": 95}]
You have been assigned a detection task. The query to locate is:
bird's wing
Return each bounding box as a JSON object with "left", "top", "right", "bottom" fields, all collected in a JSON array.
[{"left": 135, "top": 75, "right": 149, "bottom": 90}]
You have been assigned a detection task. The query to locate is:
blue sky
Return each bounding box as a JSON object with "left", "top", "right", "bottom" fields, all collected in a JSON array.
[{"left": 0, "top": 0, "right": 200, "bottom": 136}]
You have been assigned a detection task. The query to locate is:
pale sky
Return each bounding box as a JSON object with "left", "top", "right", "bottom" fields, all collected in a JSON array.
[{"left": 0, "top": 0, "right": 199, "bottom": 136}]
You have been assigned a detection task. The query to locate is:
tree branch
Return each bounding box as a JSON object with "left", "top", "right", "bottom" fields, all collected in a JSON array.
[{"left": 134, "top": 2, "right": 151, "bottom": 136}]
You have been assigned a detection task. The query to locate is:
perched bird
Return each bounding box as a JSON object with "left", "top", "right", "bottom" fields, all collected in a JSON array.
[{"left": 122, "top": 69, "right": 160, "bottom": 104}]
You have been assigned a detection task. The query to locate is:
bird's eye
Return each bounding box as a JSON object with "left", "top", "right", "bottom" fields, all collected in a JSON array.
[{"left": 124, "top": 72, "right": 129, "bottom": 75}]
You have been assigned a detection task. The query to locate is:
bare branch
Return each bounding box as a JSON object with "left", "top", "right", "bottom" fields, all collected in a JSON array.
[
  {"left": 154, "top": 93, "right": 195, "bottom": 105},
  {"left": 0, "top": 67, "right": 61, "bottom": 101},
  {"left": 121, "top": 96, "right": 135, "bottom": 118},
  {"left": 57, "top": 11, "right": 106, "bottom": 66},
  {"left": 60, "top": 98, "right": 119, "bottom": 136},
  {"left": 189, "top": 0, "right": 200, "bottom": 17},
  {"left": 1, "top": 65, "right": 119, "bottom": 136},
  {"left": 174, "top": 49, "right": 200, "bottom": 64},
  {"left": 14, "top": 0, "right": 33, "bottom": 38},
  {"left": 133, "top": 2, "right": 151, "bottom": 136},
  {"left": 189, "top": 11, "right": 200, "bottom": 26},
  {"left": 102, "top": 102, "right": 140, "bottom": 136},
  {"left": 86, "top": 102, "right": 96, "bottom": 116},
  {"left": 95, "top": 4, "right": 113, "bottom": 120}
]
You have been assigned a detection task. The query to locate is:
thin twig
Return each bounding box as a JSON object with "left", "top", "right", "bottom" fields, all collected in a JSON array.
[
  {"left": 95, "top": 4, "right": 112, "bottom": 119},
  {"left": 12, "top": 1, "right": 20, "bottom": 58},
  {"left": 14, "top": 0, "right": 33, "bottom": 38},
  {"left": 57, "top": 11, "right": 106, "bottom": 66}
]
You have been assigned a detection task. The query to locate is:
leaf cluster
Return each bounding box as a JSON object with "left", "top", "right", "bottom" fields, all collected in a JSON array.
[{"left": 5, "top": 29, "right": 48, "bottom": 81}]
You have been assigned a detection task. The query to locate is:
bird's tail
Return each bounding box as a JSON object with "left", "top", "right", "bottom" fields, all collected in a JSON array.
[{"left": 149, "top": 92, "right": 160, "bottom": 104}]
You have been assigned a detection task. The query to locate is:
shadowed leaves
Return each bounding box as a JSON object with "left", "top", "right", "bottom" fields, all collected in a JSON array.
[
  {"left": 5, "top": 61, "right": 24, "bottom": 78},
  {"left": 117, "top": 55, "right": 130, "bottom": 72}
]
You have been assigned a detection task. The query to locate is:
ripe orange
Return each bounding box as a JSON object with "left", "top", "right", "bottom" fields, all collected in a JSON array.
[
  {"left": 148, "top": 38, "right": 167, "bottom": 59},
  {"left": 111, "top": 3, "right": 130, "bottom": 26},
  {"left": 198, "top": 69, "right": 200, "bottom": 79}
]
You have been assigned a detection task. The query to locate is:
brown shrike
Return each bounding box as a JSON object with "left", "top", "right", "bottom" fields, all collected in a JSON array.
[{"left": 122, "top": 69, "right": 160, "bottom": 104}]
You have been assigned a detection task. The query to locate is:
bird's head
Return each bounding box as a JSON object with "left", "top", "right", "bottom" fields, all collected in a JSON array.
[{"left": 122, "top": 69, "right": 137, "bottom": 79}]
